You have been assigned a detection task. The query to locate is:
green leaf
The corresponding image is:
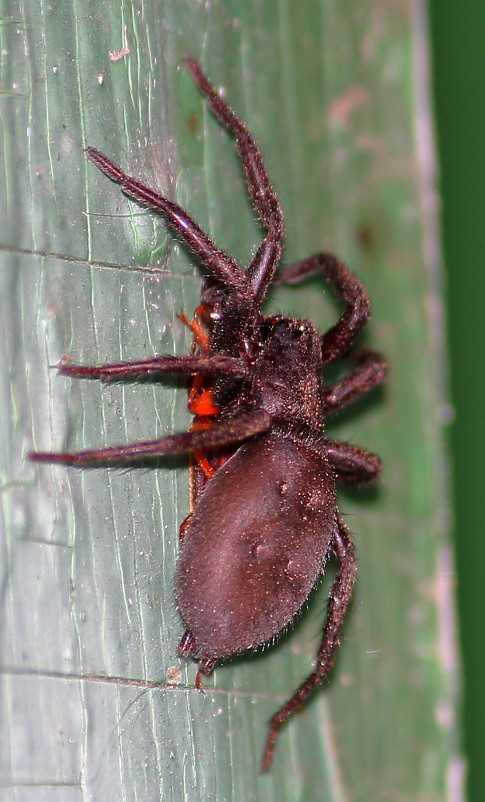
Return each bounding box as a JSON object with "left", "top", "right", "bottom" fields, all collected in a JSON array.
[{"left": 1, "top": 1, "right": 461, "bottom": 800}]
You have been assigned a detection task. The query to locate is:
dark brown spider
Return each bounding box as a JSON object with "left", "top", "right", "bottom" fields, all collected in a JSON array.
[{"left": 30, "top": 58, "right": 387, "bottom": 771}]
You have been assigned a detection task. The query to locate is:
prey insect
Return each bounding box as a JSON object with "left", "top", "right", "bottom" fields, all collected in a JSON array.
[{"left": 31, "top": 58, "right": 387, "bottom": 771}]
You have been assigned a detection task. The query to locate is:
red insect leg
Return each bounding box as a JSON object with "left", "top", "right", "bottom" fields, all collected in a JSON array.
[{"left": 179, "top": 305, "right": 221, "bottom": 515}]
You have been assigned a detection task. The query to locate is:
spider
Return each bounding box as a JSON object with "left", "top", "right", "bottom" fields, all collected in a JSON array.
[{"left": 31, "top": 57, "right": 387, "bottom": 771}]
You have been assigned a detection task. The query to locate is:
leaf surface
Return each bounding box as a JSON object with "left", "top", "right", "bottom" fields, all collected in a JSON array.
[{"left": 1, "top": 2, "right": 461, "bottom": 800}]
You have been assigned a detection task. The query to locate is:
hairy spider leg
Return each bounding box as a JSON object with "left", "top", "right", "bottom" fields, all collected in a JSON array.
[
  {"left": 30, "top": 410, "right": 271, "bottom": 467},
  {"left": 277, "top": 252, "right": 371, "bottom": 364},
  {"left": 57, "top": 353, "right": 247, "bottom": 382},
  {"left": 86, "top": 146, "right": 250, "bottom": 299},
  {"left": 321, "top": 438, "right": 382, "bottom": 485},
  {"left": 322, "top": 347, "right": 387, "bottom": 413},
  {"left": 178, "top": 630, "right": 216, "bottom": 687},
  {"left": 262, "top": 516, "right": 357, "bottom": 772},
  {"left": 275, "top": 254, "right": 387, "bottom": 415},
  {"left": 185, "top": 58, "right": 284, "bottom": 305}
]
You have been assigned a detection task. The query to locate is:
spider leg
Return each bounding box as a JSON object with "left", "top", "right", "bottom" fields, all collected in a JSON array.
[
  {"left": 322, "top": 348, "right": 387, "bottom": 413},
  {"left": 185, "top": 58, "right": 284, "bottom": 305},
  {"left": 262, "top": 516, "right": 356, "bottom": 772},
  {"left": 86, "top": 147, "right": 249, "bottom": 297},
  {"left": 178, "top": 630, "right": 216, "bottom": 685},
  {"left": 275, "top": 252, "right": 371, "bottom": 364},
  {"left": 29, "top": 410, "right": 270, "bottom": 467},
  {"left": 322, "top": 438, "right": 382, "bottom": 485},
  {"left": 57, "top": 354, "right": 248, "bottom": 382}
]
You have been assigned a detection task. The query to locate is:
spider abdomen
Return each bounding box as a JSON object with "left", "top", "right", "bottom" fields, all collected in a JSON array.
[{"left": 177, "top": 432, "right": 337, "bottom": 660}]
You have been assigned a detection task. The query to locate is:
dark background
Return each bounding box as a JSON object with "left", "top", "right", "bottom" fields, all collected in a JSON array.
[{"left": 430, "top": 3, "right": 485, "bottom": 800}]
